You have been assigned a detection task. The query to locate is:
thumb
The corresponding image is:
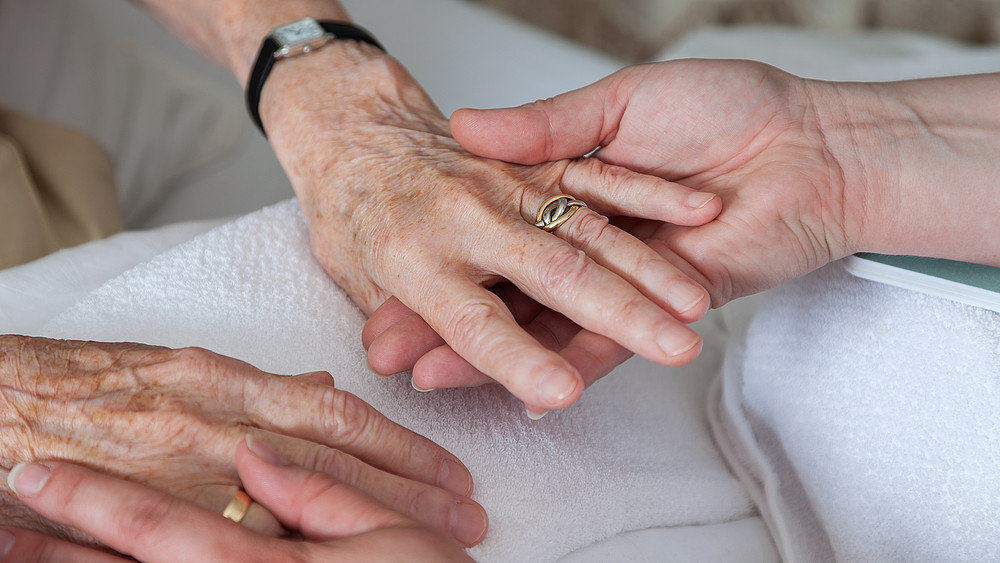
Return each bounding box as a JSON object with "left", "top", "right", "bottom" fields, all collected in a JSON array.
[{"left": 450, "top": 72, "right": 628, "bottom": 165}]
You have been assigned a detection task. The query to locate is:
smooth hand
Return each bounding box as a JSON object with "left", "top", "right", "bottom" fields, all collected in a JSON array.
[
  {"left": 0, "top": 336, "right": 486, "bottom": 547},
  {"left": 0, "top": 437, "right": 472, "bottom": 562},
  {"left": 262, "top": 46, "right": 722, "bottom": 413}
]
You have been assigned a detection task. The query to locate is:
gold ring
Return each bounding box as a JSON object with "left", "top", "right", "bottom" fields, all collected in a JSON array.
[
  {"left": 533, "top": 194, "right": 587, "bottom": 232},
  {"left": 222, "top": 490, "right": 252, "bottom": 523}
]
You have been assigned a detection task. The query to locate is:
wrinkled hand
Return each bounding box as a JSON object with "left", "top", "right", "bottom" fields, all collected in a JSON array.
[
  {"left": 0, "top": 437, "right": 472, "bottom": 562},
  {"left": 0, "top": 335, "right": 486, "bottom": 547},
  {"left": 262, "top": 48, "right": 721, "bottom": 414},
  {"left": 365, "top": 59, "right": 871, "bottom": 397}
]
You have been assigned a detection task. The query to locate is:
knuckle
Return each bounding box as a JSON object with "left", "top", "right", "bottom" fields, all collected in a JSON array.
[
  {"left": 441, "top": 299, "right": 504, "bottom": 353},
  {"left": 168, "top": 347, "right": 225, "bottom": 382},
  {"left": 600, "top": 163, "right": 634, "bottom": 185},
  {"left": 536, "top": 245, "right": 592, "bottom": 296},
  {"left": 405, "top": 484, "right": 442, "bottom": 523},
  {"left": 301, "top": 444, "right": 362, "bottom": 486},
  {"left": 112, "top": 495, "right": 180, "bottom": 545},
  {"left": 563, "top": 210, "right": 613, "bottom": 247},
  {"left": 610, "top": 296, "right": 653, "bottom": 332},
  {"left": 630, "top": 248, "right": 665, "bottom": 281},
  {"left": 320, "top": 389, "right": 375, "bottom": 447}
]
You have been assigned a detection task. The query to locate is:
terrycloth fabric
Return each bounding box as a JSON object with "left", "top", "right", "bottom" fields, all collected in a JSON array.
[
  {"left": 42, "top": 199, "right": 753, "bottom": 562},
  {"left": 711, "top": 264, "right": 1000, "bottom": 562}
]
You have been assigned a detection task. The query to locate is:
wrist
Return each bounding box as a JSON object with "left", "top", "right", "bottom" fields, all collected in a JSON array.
[
  {"left": 808, "top": 74, "right": 1000, "bottom": 264},
  {"left": 261, "top": 48, "right": 450, "bottom": 200},
  {"left": 215, "top": 2, "right": 354, "bottom": 83},
  {"left": 805, "top": 79, "right": 904, "bottom": 257}
]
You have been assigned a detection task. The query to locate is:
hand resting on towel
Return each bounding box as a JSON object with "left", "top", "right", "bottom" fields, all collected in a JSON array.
[
  {"left": 130, "top": 0, "right": 722, "bottom": 417},
  {"left": 368, "top": 59, "right": 1000, "bottom": 394},
  {"left": 0, "top": 336, "right": 486, "bottom": 548}
]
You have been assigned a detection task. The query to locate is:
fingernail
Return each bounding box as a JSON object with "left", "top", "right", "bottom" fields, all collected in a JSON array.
[
  {"left": 437, "top": 459, "right": 473, "bottom": 496},
  {"left": 0, "top": 528, "right": 14, "bottom": 558},
  {"left": 245, "top": 435, "right": 290, "bottom": 466},
  {"left": 7, "top": 462, "right": 50, "bottom": 498},
  {"left": 686, "top": 191, "right": 716, "bottom": 209},
  {"left": 525, "top": 407, "right": 548, "bottom": 420},
  {"left": 411, "top": 378, "right": 433, "bottom": 393},
  {"left": 657, "top": 325, "right": 702, "bottom": 360},
  {"left": 449, "top": 501, "right": 488, "bottom": 546},
  {"left": 666, "top": 280, "right": 708, "bottom": 315},
  {"left": 536, "top": 368, "right": 578, "bottom": 407}
]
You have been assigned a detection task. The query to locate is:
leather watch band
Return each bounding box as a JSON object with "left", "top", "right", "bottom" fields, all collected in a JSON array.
[{"left": 245, "top": 20, "right": 385, "bottom": 137}]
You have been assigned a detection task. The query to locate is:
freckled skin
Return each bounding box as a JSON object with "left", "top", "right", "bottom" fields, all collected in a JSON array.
[
  {"left": 128, "top": 0, "right": 721, "bottom": 412},
  {"left": 0, "top": 335, "right": 467, "bottom": 546},
  {"left": 261, "top": 50, "right": 581, "bottom": 317}
]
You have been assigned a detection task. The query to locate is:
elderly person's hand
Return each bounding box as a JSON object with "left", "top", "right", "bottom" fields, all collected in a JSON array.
[
  {"left": 0, "top": 335, "right": 486, "bottom": 547},
  {"left": 134, "top": 2, "right": 722, "bottom": 416},
  {"left": 265, "top": 49, "right": 721, "bottom": 414},
  {"left": 0, "top": 437, "right": 472, "bottom": 562},
  {"left": 368, "top": 59, "right": 1000, "bottom": 391}
]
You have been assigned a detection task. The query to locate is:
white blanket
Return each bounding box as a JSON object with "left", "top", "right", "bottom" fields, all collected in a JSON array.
[
  {"left": 713, "top": 265, "right": 1000, "bottom": 562},
  {"left": 40, "top": 200, "right": 755, "bottom": 562},
  {"left": 667, "top": 26, "right": 1000, "bottom": 563}
]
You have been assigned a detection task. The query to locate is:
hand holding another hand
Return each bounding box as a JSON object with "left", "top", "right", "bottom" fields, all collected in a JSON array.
[
  {"left": 0, "top": 437, "right": 472, "bottom": 562},
  {"left": 265, "top": 49, "right": 722, "bottom": 413},
  {"left": 365, "top": 59, "right": 906, "bottom": 401},
  {"left": 450, "top": 59, "right": 865, "bottom": 305},
  {"left": 0, "top": 336, "right": 485, "bottom": 547}
]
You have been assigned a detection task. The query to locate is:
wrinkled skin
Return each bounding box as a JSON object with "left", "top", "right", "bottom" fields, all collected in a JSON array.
[
  {"left": 263, "top": 48, "right": 723, "bottom": 414},
  {"left": 0, "top": 335, "right": 485, "bottom": 547},
  {"left": 364, "top": 59, "right": 880, "bottom": 393}
]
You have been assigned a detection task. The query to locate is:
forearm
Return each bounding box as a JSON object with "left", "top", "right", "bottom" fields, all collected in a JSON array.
[
  {"left": 812, "top": 73, "right": 1000, "bottom": 265},
  {"left": 128, "top": 0, "right": 415, "bottom": 216},
  {"left": 130, "top": 0, "right": 351, "bottom": 82}
]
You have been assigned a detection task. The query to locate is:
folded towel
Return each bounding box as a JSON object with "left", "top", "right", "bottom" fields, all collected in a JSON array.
[
  {"left": 42, "top": 199, "right": 753, "bottom": 562},
  {"left": 711, "top": 264, "right": 1000, "bottom": 562}
]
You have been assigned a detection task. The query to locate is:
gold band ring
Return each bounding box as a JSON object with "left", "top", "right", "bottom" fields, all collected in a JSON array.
[
  {"left": 222, "top": 490, "right": 253, "bottom": 523},
  {"left": 533, "top": 194, "right": 587, "bottom": 232}
]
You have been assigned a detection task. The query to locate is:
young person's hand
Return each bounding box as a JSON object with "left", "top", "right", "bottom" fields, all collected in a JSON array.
[
  {"left": 0, "top": 437, "right": 474, "bottom": 562},
  {"left": 451, "top": 59, "right": 1000, "bottom": 298}
]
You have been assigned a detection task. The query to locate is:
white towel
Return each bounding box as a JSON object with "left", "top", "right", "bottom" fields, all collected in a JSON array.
[
  {"left": 42, "top": 199, "right": 753, "bottom": 562},
  {"left": 711, "top": 264, "right": 1000, "bottom": 562}
]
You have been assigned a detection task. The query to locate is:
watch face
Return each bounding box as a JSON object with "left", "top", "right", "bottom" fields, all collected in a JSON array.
[{"left": 272, "top": 17, "right": 324, "bottom": 47}]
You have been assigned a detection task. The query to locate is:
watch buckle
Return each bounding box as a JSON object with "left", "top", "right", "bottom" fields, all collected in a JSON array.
[{"left": 276, "top": 35, "right": 332, "bottom": 59}]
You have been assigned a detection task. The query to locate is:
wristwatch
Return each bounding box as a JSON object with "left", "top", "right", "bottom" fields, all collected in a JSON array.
[{"left": 245, "top": 17, "right": 386, "bottom": 136}]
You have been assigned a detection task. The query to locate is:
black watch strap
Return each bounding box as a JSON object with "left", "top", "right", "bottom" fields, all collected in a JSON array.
[{"left": 245, "top": 20, "right": 385, "bottom": 137}]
